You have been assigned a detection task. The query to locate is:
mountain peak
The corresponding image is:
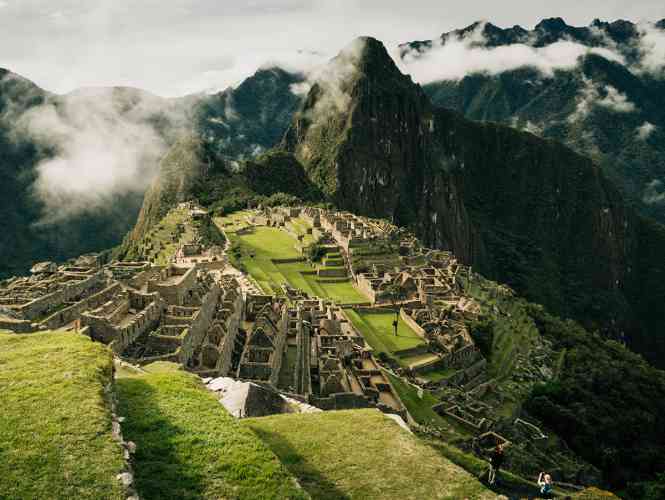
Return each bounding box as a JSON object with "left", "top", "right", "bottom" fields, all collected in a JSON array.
[
  {"left": 535, "top": 17, "right": 569, "bottom": 32},
  {"left": 349, "top": 36, "right": 405, "bottom": 83}
]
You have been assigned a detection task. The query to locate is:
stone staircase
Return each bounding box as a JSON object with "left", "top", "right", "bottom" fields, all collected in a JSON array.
[{"left": 317, "top": 247, "right": 349, "bottom": 279}]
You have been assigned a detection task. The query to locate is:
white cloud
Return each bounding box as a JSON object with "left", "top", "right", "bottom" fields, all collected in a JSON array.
[
  {"left": 643, "top": 179, "right": 665, "bottom": 205},
  {"left": 636, "top": 121, "right": 656, "bottom": 140},
  {"left": 293, "top": 37, "right": 367, "bottom": 125},
  {"left": 569, "top": 78, "right": 636, "bottom": 122},
  {"left": 596, "top": 85, "right": 636, "bottom": 113},
  {"left": 397, "top": 22, "right": 626, "bottom": 84},
  {"left": 6, "top": 87, "right": 189, "bottom": 224},
  {"left": 634, "top": 22, "right": 665, "bottom": 75}
]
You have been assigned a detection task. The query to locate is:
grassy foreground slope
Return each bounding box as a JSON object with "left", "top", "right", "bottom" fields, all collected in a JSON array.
[
  {"left": 0, "top": 331, "right": 125, "bottom": 500},
  {"left": 243, "top": 409, "right": 495, "bottom": 500},
  {"left": 116, "top": 368, "right": 307, "bottom": 500}
]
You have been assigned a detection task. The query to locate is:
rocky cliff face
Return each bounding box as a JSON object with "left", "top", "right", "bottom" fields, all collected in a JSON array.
[
  {"left": 283, "top": 38, "right": 478, "bottom": 260},
  {"left": 282, "top": 37, "right": 665, "bottom": 367}
]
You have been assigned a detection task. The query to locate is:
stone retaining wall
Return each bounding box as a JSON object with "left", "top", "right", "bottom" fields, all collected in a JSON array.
[
  {"left": 399, "top": 308, "right": 427, "bottom": 339},
  {"left": 42, "top": 282, "right": 122, "bottom": 330},
  {"left": 18, "top": 272, "right": 104, "bottom": 321}
]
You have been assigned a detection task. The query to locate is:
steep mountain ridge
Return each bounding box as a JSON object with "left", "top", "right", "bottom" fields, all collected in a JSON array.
[{"left": 281, "top": 37, "right": 665, "bottom": 368}]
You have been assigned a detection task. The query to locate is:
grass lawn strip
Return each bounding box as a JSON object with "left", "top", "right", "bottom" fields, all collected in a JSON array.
[
  {"left": 0, "top": 331, "right": 126, "bottom": 500},
  {"left": 116, "top": 368, "right": 306, "bottom": 500},
  {"left": 243, "top": 409, "right": 495, "bottom": 499},
  {"left": 344, "top": 309, "right": 426, "bottom": 364}
]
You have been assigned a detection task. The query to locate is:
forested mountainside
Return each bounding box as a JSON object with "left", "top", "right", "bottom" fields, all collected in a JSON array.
[
  {"left": 0, "top": 66, "right": 303, "bottom": 278},
  {"left": 399, "top": 18, "right": 665, "bottom": 225},
  {"left": 0, "top": 70, "right": 183, "bottom": 277},
  {"left": 277, "top": 36, "right": 665, "bottom": 369}
]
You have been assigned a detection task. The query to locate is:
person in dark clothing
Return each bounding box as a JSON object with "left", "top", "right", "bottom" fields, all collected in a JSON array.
[
  {"left": 487, "top": 443, "right": 505, "bottom": 485},
  {"left": 538, "top": 472, "right": 554, "bottom": 498}
]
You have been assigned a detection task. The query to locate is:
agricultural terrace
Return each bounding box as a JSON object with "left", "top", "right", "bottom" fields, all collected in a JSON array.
[
  {"left": 216, "top": 215, "right": 368, "bottom": 304},
  {"left": 116, "top": 365, "right": 306, "bottom": 500},
  {"left": 243, "top": 409, "right": 495, "bottom": 500},
  {"left": 129, "top": 206, "right": 196, "bottom": 265},
  {"left": 461, "top": 275, "right": 540, "bottom": 380},
  {"left": 0, "top": 331, "right": 126, "bottom": 500}
]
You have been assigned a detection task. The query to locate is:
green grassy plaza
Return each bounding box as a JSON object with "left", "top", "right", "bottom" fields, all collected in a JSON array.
[
  {"left": 343, "top": 309, "right": 429, "bottom": 365},
  {"left": 218, "top": 217, "right": 368, "bottom": 304}
]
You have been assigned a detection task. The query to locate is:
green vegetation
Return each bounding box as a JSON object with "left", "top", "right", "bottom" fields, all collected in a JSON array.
[
  {"left": 220, "top": 221, "right": 367, "bottom": 303},
  {"left": 116, "top": 368, "right": 306, "bottom": 500},
  {"left": 124, "top": 207, "right": 194, "bottom": 264},
  {"left": 384, "top": 372, "right": 448, "bottom": 427},
  {"left": 193, "top": 151, "right": 322, "bottom": 217},
  {"left": 243, "top": 409, "right": 495, "bottom": 499},
  {"left": 0, "top": 331, "right": 125, "bottom": 500},
  {"left": 469, "top": 317, "right": 494, "bottom": 360},
  {"left": 523, "top": 304, "right": 665, "bottom": 491},
  {"left": 231, "top": 225, "right": 302, "bottom": 260},
  {"left": 287, "top": 217, "right": 315, "bottom": 246},
  {"left": 462, "top": 277, "right": 540, "bottom": 380},
  {"left": 344, "top": 309, "right": 426, "bottom": 366}
]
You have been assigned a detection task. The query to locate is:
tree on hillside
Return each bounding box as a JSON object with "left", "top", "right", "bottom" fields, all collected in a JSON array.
[{"left": 384, "top": 281, "right": 407, "bottom": 336}]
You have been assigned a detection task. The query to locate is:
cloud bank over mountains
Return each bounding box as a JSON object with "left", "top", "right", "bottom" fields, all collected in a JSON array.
[
  {"left": 396, "top": 22, "right": 627, "bottom": 84},
  {"left": 396, "top": 20, "right": 665, "bottom": 84},
  {"left": 0, "top": 74, "right": 189, "bottom": 224}
]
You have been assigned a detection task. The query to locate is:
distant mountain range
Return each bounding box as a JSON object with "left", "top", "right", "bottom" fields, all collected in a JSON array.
[{"left": 399, "top": 18, "right": 665, "bottom": 224}]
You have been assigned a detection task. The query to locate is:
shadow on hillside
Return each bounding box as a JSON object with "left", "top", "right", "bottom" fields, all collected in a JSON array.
[
  {"left": 117, "top": 378, "right": 209, "bottom": 500},
  {"left": 249, "top": 426, "right": 350, "bottom": 500}
]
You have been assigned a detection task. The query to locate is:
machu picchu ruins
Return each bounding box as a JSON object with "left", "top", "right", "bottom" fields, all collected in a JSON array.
[
  {"left": 7, "top": 10, "right": 665, "bottom": 498},
  {"left": 2, "top": 201, "right": 605, "bottom": 499}
]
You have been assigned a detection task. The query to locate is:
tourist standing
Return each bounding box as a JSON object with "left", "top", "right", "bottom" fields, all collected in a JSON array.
[
  {"left": 538, "top": 472, "right": 553, "bottom": 498},
  {"left": 487, "top": 443, "right": 505, "bottom": 485}
]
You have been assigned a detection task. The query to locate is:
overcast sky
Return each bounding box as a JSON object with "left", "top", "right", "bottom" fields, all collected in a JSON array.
[{"left": 1, "top": 0, "right": 664, "bottom": 97}]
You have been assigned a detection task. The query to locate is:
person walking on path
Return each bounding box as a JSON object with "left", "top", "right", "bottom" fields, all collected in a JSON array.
[{"left": 487, "top": 443, "right": 506, "bottom": 485}]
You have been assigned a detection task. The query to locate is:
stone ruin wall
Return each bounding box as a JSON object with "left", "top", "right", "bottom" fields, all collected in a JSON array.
[
  {"left": 41, "top": 281, "right": 121, "bottom": 330},
  {"left": 268, "top": 309, "right": 289, "bottom": 387},
  {"left": 147, "top": 266, "right": 197, "bottom": 306},
  {"left": 83, "top": 291, "right": 164, "bottom": 353},
  {"left": 178, "top": 283, "right": 221, "bottom": 366},
  {"left": 12, "top": 272, "right": 104, "bottom": 321},
  {"left": 209, "top": 290, "right": 244, "bottom": 376}
]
